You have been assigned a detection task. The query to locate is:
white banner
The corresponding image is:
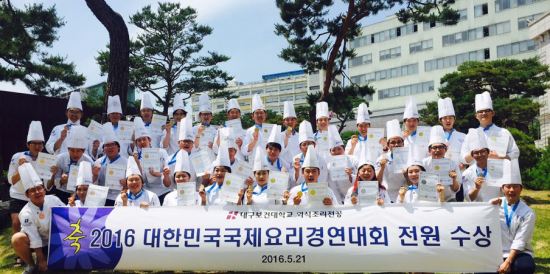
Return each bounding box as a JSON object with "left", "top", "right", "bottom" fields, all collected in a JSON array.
[{"left": 48, "top": 203, "right": 502, "bottom": 272}]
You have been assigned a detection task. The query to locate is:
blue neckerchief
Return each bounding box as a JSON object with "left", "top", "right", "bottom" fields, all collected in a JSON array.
[
  {"left": 68, "top": 159, "right": 78, "bottom": 171},
  {"left": 444, "top": 129, "right": 454, "bottom": 141},
  {"left": 476, "top": 167, "right": 488, "bottom": 178},
  {"left": 127, "top": 189, "right": 144, "bottom": 201},
  {"left": 482, "top": 124, "right": 494, "bottom": 132},
  {"left": 408, "top": 185, "right": 418, "bottom": 190},
  {"left": 502, "top": 199, "right": 520, "bottom": 229},
  {"left": 299, "top": 154, "right": 305, "bottom": 164},
  {"left": 358, "top": 135, "right": 368, "bottom": 142},
  {"left": 137, "top": 149, "right": 143, "bottom": 160},
  {"left": 168, "top": 150, "right": 179, "bottom": 165},
  {"left": 410, "top": 130, "right": 417, "bottom": 137},
  {"left": 267, "top": 157, "right": 282, "bottom": 171},
  {"left": 101, "top": 154, "right": 121, "bottom": 166},
  {"left": 172, "top": 124, "right": 177, "bottom": 129},
  {"left": 201, "top": 122, "right": 210, "bottom": 127},
  {"left": 144, "top": 122, "right": 151, "bottom": 126},
  {"left": 24, "top": 151, "right": 31, "bottom": 156},
  {"left": 255, "top": 124, "right": 262, "bottom": 129},
  {"left": 112, "top": 123, "right": 118, "bottom": 130},
  {"left": 300, "top": 181, "right": 308, "bottom": 192},
  {"left": 206, "top": 182, "right": 221, "bottom": 193},
  {"left": 253, "top": 184, "right": 268, "bottom": 195}
]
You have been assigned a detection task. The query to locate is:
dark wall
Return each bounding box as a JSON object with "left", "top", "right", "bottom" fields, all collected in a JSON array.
[{"left": 1, "top": 91, "right": 68, "bottom": 173}]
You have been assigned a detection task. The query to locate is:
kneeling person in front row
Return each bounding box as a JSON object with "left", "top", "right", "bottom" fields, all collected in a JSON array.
[{"left": 12, "top": 163, "right": 65, "bottom": 273}]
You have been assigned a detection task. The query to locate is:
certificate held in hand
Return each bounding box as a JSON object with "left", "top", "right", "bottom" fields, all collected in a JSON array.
[
  {"left": 66, "top": 166, "right": 79, "bottom": 191},
  {"left": 221, "top": 173, "right": 245, "bottom": 204},
  {"left": 307, "top": 182, "right": 328, "bottom": 206},
  {"left": 429, "top": 158, "right": 452, "bottom": 185},
  {"left": 328, "top": 155, "right": 348, "bottom": 182},
  {"left": 267, "top": 171, "right": 289, "bottom": 200},
  {"left": 105, "top": 164, "right": 126, "bottom": 190},
  {"left": 141, "top": 148, "right": 161, "bottom": 173},
  {"left": 35, "top": 152, "right": 57, "bottom": 181},
  {"left": 85, "top": 184, "right": 109, "bottom": 207},
  {"left": 190, "top": 150, "right": 213, "bottom": 177},
  {"left": 176, "top": 183, "right": 196, "bottom": 206},
  {"left": 418, "top": 173, "right": 439, "bottom": 202},
  {"left": 358, "top": 181, "right": 379, "bottom": 205}
]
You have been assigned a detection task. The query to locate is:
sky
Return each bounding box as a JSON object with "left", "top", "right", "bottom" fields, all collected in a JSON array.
[{"left": 0, "top": 0, "right": 396, "bottom": 94}]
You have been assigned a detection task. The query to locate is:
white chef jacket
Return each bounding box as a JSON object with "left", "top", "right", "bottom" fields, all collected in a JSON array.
[
  {"left": 287, "top": 181, "right": 339, "bottom": 206},
  {"left": 462, "top": 163, "right": 501, "bottom": 202},
  {"left": 94, "top": 153, "right": 128, "bottom": 201},
  {"left": 46, "top": 120, "right": 81, "bottom": 155},
  {"left": 499, "top": 199, "right": 535, "bottom": 258},
  {"left": 19, "top": 195, "right": 65, "bottom": 248},
  {"left": 114, "top": 189, "right": 160, "bottom": 207}
]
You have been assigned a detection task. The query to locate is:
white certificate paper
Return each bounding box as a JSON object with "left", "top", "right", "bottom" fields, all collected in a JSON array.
[
  {"left": 260, "top": 123, "right": 275, "bottom": 144},
  {"left": 358, "top": 181, "right": 379, "bottom": 205},
  {"left": 117, "top": 121, "right": 135, "bottom": 142},
  {"left": 105, "top": 164, "right": 126, "bottom": 190},
  {"left": 328, "top": 155, "right": 348, "bottom": 182},
  {"left": 307, "top": 182, "right": 328, "bottom": 206},
  {"left": 221, "top": 173, "right": 245, "bottom": 204},
  {"left": 429, "top": 158, "right": 452, "bottom": 185},
  {"left": 141, "top": 148, "right": 161, "bottom": 173},
  {"left": 487, "top": 134, "right": 509, "bottom": 157},
  {"left": 267, "top": 171, "right": 289, "bottom": 200},
  {"left": 391, "top": 147, "right": 409, "bottom": 173},
  {"left": 85, "top": 184, "right": 108, "bottom": 207},
  {"left": 415, "top": 126, "right": 431, "bottom": 144},
  {"left": 87, "top": 120, "right": 104, "bottom": 141},
  {"left": 367, "top": 128, "right": 385, "bottom": 144},
  {"left": 35, "top": 152, "right": 57, "bottom": 181},
  {"left": 233, "top": 161, "right": 253, "bottom": 178},
  {"left": 487, "top": 159, "right": 504, "bottom": 183},
  {"left": 418, "top": 173, "right": 439, "bottom": 202},
  {"left": 66, "top": 166, "right": 79, "bottom": 191},
  {"left": 176, "top": 183, "right": 196, "bottom": 206},
  {"left": 225, "top": 118, "right": 243, "bottom": 130},
  {"left": 190, "top": 150, "right": 213, "bottom": 177},
  {"left": 151, "top": 114, "right": 167, "bottom": 134}
]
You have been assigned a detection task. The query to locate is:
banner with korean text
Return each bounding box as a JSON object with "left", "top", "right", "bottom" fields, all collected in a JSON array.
[{"left": 48, "top": 203, "right": 502, "bottom": 272}]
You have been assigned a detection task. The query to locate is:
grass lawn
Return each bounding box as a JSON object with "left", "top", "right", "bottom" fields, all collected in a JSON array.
[{"left": 1, "top": 190, "right": 549, "bottom": 273}]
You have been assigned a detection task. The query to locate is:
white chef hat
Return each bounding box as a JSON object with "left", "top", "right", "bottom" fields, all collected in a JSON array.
[
  {"left": 198, "top": 93, "right": 212, "bottom": 114},
  {"left": 437, "top": 97, "right": 455, "bottom": 118},
  {"left": 252, "top": 94, "right": 265, "bottom": 113},
  {"left": 428, "top": 125, "right": 447, "bottom": 147},
  {"left": 66, "top": 126, "right": 88, "bottom": 149},
  {"left": 27, "top": 121, "right": 44, "bottom": 142},
  {"left": 140, "top": 92, "right": 155, "bottom": 110},
  {"left": 283, "top": 101, "right": 296, "bottom": 119},
  {"left": 173, "top": 93, "right": 186, "bottom": 113},
  {"left": 18, "top": 163, "right": 43, "bottom": 191},
  {"left": 298, "top": 120, "right": 315, "bottom": 144},
  {"left": 475, "top": 91, "right": 493, "bottom": 112},
  {"left": 102, "top": 123, "right": 120, "bottom": 146},
  {"left": 227, "top": 99, "right": 240, "bottom": 112},
  {"left": 174, "top": 148, "right": 192, "bottom": 176},
  {"left": 212, "top": 142, "right": 231, "bottom": 170},
  {"left": 302, "top": 144, "right": 320, "bottom": 169},
  {"left": 107, "top": 95, "right": 123, "bottom": 115},
  {"left": 267, "top": 125, "right": 283, "bottom": 148},
  {"left": 386, "top": 119, "right": 402, "bottom": 140},
  {"left": 356, "top": 103, "right": 370, "bottom": 125},
  {"left": 253, "top": 148, "right": 269, "bottom": 172},
  {"left": 328, "top": 125, "right": 344, "bottom": 149},
  {"left": 316, "top": 101, "right": 329, "bottom": 119},
  {"left": 133, "top": 117, "right": 150, "bottom": 140},
  {"left": 178, "top": 116, "right": 194, "bottom": 141},
  {"left": 500, "top": 159, "right": 522, "bottom": 185},
  {"left": 67, "top": 92, "right": 82, "bottom": 110},
  {"left": 465, "top": 128, "right": 489, "bottom": 153},
  {"left": 406, "top": 145, "right": 423, "bottom": 169},
  {"left": 126, "top": 156, "right": 142, "bottom": 178},
  {"left": 403, "top": 96, "right": 419, "bottom": 120},
  {"left": 76, "top": 161, "right": 93, "bottom": 187}
]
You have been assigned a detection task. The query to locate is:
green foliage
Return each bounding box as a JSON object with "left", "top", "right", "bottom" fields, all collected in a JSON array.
[
  {"left": 96, "top": 2, "right": 232, "bottom": 115},
  {"left": 0, "top": 0, "right": 85, "bottom": 96},
  {"left": 210, "top": 109, "right": 283, "bottom": 129},
  {"left": 340, "top": 130, "right": 359, "bottom": 145},
  {"left": 526, "top": 145, "right": 550, "bottom": 190},
  {"left": 420, "top": 59, "right": 550, "bottom": 132}
]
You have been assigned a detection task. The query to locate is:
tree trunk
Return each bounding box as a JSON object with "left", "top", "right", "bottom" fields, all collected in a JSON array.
[
  {"left": 320, "top": 0, "right": 354, "bottom": 102},
  {"left": 85, "top": 0, "right": 129, "bottom": 113}
]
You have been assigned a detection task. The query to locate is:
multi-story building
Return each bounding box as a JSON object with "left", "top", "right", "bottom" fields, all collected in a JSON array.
[
  {"left": 349, "top": 0, "right": 548, "bottom": 127},
  {"left": 530, "top": 12, "right": 550, "bottom": 148},
  {"left": 193, "top": 70, "right": 330, "bottom": 118}
]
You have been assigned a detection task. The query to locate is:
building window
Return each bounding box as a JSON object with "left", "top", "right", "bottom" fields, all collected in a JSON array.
[
  {"left": 497, "top": 40, "right": 536, "bottom": 57},
  {"left": 294, "top": 82, "right": 306, "bottom": 89},
  {"left": 279, "top": 84, "right": 293, "bottom": 91},
  {"left": 474, "top": 3, "right": 489, "bottom": 17},
  {"left": 378, "top": 81, "right": 434, "bottom": 99},
  {"left": 265, "top": 86, "right": 278, "bottom": 93},
  {"left": 353, "top": 63, "right": 418, "bottom": 85},
  {"left": 518, "top": 13, "right": 543, "bottom": 29},
  {"left": 442, "top": 21, "right": 510, "bottom": 46},
  {"left": 265, "top": 97, "right": 278, "bottom": 103},
  {"left": 295, "top": 93, "right": 307, "bottom": 100},
  {"left": 379, "top": 47, "right": 401, "bottom": 61},
  {"left": 350, "top": 23, "right": 417, "bottom": 48},
  {"left": 495, "top": 0, "right": 541, "bottom": 12},
  {"left": 279, "top": 95, "right": 294, "bottom": 101},
  {"left": 409, "top": 39, "right": 433, "bottom": 54},
  {"left": 238, "top": 90, "right": 250, "bottom": 96},
  {"left": 425, "top": 49, "right": 489, "bottom": 71},
  {"left": 350, "top": 53, "right": 372, "bottom": 67},
  {"left": 458, "top": 9, "right": 468, "bottom": 21},
  {"left": 251, "top": 89, "right": 263, "bottom": 95}
]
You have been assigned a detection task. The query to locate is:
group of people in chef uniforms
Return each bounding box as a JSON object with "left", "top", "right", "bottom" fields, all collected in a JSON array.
[{"left": 7, "top": 90, "right": 535, "bottom": 273}]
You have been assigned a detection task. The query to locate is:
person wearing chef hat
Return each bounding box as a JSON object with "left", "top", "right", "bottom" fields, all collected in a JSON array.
[
  {"left": 47, "top": 125, "right": 93, "bottom": 204},
  {"left": 489, "top": 160, "right": 536, "bottom": 274},
  {"left": 242, "top": 94, "right": 270, "bottom": 161},
  {"left": 376, "top": 119, "right": 407, "bottom": 202},
  {"left": 68, "top": 162, "right": 93, "bottom": 207},
  {"left": 103, "top": 95, "right": 132, "bottom": 158},
  {"left": 114, "top": 157, "right": 160, "bottom": 207},
  {"left": 163, "top": 148, "right": 206, "bottom": 206},
  {"left": 437, "top": 97, "right": 466, "bottom": 167},
  {"left": 139, "top": 92, "right": 161, "bottom": 148},
  {"left": 290, "top": 120, "right": 329, "bottom": 188},
  {"left": 46, "top": 91, "right": 84, "bottom": 155},
  {"left": 213, "top": 98, "right": 246, "bottom": 161},
  {"left": 11, "top": 163, "right": 64, "bottom": 273},
  {"left": 161, "top": 93, "right": 187, "bottom": 155},
  {"left": 193, "top": 93, "right": 218, "bottom": 153},
  {"left": 280, "top": 101, "right": 300, "bottom": 164},
  {"left": 7, "top": 121, "right": 46, "bottom": 260},
  {"left": 314, "top": 101, "right": 331, "bottom": 160},
  {"left": 461, "top": 91, "right": 520, "bottom": 164}
]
